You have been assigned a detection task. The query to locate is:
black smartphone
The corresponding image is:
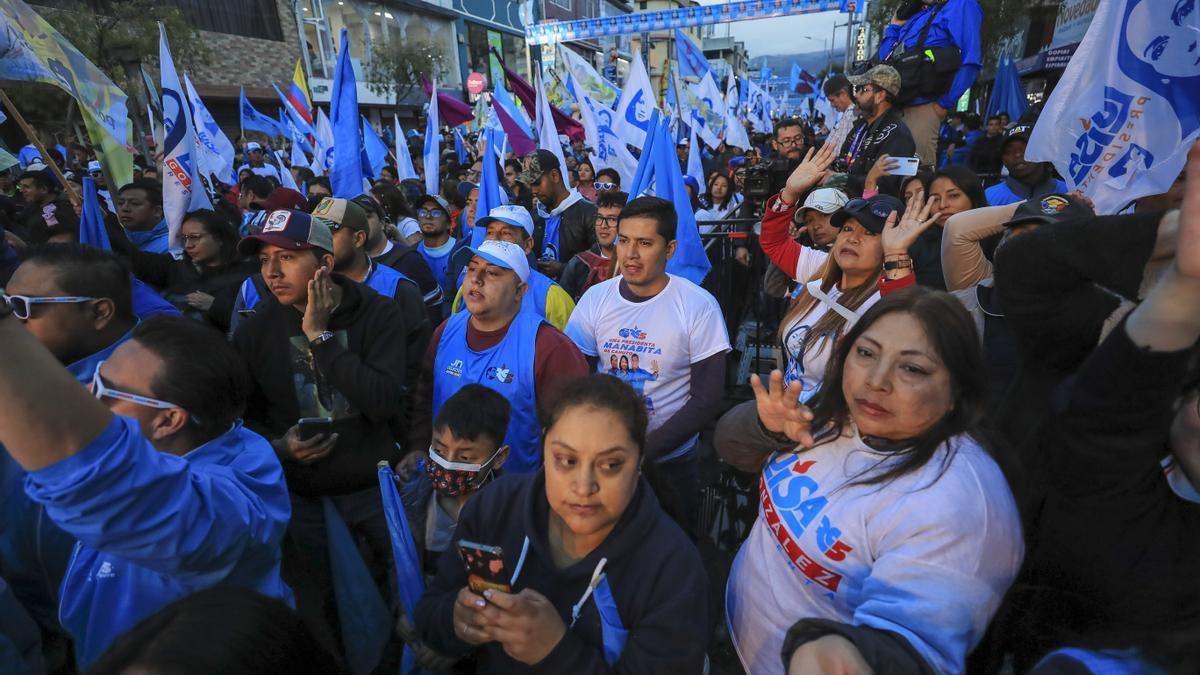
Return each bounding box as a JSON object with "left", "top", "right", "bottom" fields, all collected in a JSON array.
[
  {"left": 297, "top": 417, "right": 333, "bottom": 441},
  {"left": 456, "top": 539, "right": 511, "bottom": 595}
]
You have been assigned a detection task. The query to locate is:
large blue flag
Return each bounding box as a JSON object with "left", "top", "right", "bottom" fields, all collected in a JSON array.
[
  {"left": 986, "top": 57, "right": 1028, "bottom": 122},
  {"left": 323, "top": 498, "right": 390, "bottom": 675},
  {"left": 377, "top": 462, "right": 424, "bottom": 674},
  {"left": 674, "top": 29, "right": 710, "bottom": 83},
  {"left": 471, "top": 127, "right": 508, "bottom": 247},
  {"left": 272, "top": 81, "right": 315, "bottom": 138},
  {"left": 629, "top": 115, "right": 710, "bottom": 284},
  {"left": 361, "top": 116, "right": 390, "bottom": 179},
  {"left": 239, "top": 87, "right": 283, "bottom": 137},
  {"left": 78, "top": 177, "right": 110, "bottom": 250},
  {"left": 330, "top": 28, "right": 366, "bottom": 198}
]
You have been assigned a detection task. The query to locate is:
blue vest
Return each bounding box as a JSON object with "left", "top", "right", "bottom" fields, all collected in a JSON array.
[
  {"left": 418, "top": 240, "right": 456, "bottom": 298},
  {"left": 363, "top": 261, "right": 414, "bottom": 301},
  {"left": 433, "top": 311, "right": 544, "bottom": 473}
]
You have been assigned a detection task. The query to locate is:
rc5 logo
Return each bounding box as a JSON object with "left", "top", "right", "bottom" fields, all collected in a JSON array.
[
  {"left": 485, "top": 365, "right": 514, "bottom": 384},
  {"left": 618, "top": 327, "right": 646, "bottom": 340}
]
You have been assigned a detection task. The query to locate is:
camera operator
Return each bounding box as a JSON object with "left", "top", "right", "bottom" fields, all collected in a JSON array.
[
  {"left": 741, "top": 121, "right": 807, "bottom": 219},
  {"left": 878, "top": 0, "right": 983, "bottom": 168}
]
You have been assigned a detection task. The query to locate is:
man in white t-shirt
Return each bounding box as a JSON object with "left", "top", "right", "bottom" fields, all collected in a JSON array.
[{"left": 565, "top": 196, "right": 730, "bottom": 536}]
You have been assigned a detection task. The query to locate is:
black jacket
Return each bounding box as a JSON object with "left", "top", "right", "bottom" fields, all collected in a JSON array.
[
  {"left": 233, "top": 277, "right": 410, "bottom": 497},
  {"left": 128, "top": 251, "right": 256, "bottom": 332},
  {"left": 532, "top": 196, "right": 597, "bottom": 277},
  {"left": 1018, "top": 322, "right": 1200, "bottom": 662},
  {"left": 374, "top": 239, "right": 445, "bottom": 328},
  {"left": 841, "top": 107, "right": 916, "bottom": 197},
  {"left": 415, "top": 472, "right": 710, "bottom": 674}
]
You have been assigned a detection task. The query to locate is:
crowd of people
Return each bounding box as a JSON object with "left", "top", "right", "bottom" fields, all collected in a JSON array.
[{"left": 0, "top": 1, "right": 1197, "bottom": 673}]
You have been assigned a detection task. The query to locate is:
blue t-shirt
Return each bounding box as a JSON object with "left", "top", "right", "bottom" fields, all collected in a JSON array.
[{"left": 126, "top": 219, "right": 171, "bottom": 254}]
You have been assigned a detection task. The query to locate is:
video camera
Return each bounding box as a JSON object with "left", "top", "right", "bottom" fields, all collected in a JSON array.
[{"left": 742, "top": 157, "right": 801, "bottom": 201}]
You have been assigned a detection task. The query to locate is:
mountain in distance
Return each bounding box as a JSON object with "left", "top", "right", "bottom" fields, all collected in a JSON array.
[{"left": 753, "top": 49, "right": 849, "bottom": 77}]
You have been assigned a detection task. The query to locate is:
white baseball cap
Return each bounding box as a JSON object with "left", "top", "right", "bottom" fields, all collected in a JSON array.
[
  {"left": 245, "top": 141, "right": 263, "bottom": 153},
  {"left": 476, "top": 204, "right": 535, "bottom": 237},
  {"left": 453, "top": 239, "right": 530, "bottom": 283},
  {"left": 799, "top": 187, "right": 849, "bottom": 215}
]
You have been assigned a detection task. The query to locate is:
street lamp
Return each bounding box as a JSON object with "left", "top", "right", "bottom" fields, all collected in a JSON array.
[{"left": 798, "top": 35, "right": 830, "bottom": 74}]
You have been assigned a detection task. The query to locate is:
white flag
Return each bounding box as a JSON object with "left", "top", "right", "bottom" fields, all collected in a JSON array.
[
  {"left": 183, "top": 73, "right": 234, "bottom": 184},
  {"left": 723, "top": 74, "right": 751, "bottom": 150},
  {"left": 423, "top": 78, "right": 440, "bottom": 196},
  {"left": 310, "top": 108, "right": 334, "bottom": 174},
  {"left": 277, "top": 149, "right": 300, "bottom": 191},
  {"left": 393, "top": 114, "right": 418, "bottom": 181},
  {"left": 746, "top": 79, "right": 773, "bottom": 134},
  {"left": 680, "top": 72, "right": 725, "bottom": 148},
  {"left": 1027, "top": 0, "right": 1200, "bottom": 213},
  {"left": 575, "top": 76, "right": 639, "bottom": 190},
  {"left": 535, "top": 71, "right": 569, "bottom": 178},
  {"left": 613, "top": 53, "right": 657, "bottom": 150},
  {"left": 557, "top": 44, "right": 618, "bottom": 107},
  {"left": 158, "top": 24, "right": 210, "bottom": 255}
]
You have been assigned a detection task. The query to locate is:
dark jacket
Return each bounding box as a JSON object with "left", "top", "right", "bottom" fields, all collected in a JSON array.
[
  {"left": 374, "top": 239, "right": 445, "bottom": 328},
  {"left": 233, "top": 277, "right": 410, "bottom": 497},
  {"left": 532, "top": 196, "right": 597, "bottom": 276},
  {"left": 1018, "top": 321, "right": 1200, "bottom": 663},
  {"left": 415, "top": 472, "right": 710, "bottom": 674},
  {"left": 840, "top": 107, "right": 916, "bottom": 197},
  {"left": 907, "top": 224, "right": 946, "bottom": 290},
  {"left": 128, "top": 251, "right": 256, "bottom": 332}
]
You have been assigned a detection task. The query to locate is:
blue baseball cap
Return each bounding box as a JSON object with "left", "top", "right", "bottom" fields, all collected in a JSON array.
[{"left": 452, "top": 239, "right": 530, "bottom": 283}]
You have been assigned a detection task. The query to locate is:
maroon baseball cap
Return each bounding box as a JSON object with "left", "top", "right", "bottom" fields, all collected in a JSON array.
[{"left": 261, "top": 187, "right": 308, "bottom": 212}]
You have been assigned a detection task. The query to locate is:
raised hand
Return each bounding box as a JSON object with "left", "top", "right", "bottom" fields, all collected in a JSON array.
[
  {"left": 749, "top": 370, "right": 815, "bottom": 447},
  {"left": 302, "top": 266, "right": 337, "bottom": 341},
  {"left": 882, "top": 189, "right": 943, "bottom": 257},
  {"left": 783, "top": 143, "right": 837, "bottom": 203},
  {"left": 865, "top": 154, "right": 900, "bottom": 194}
]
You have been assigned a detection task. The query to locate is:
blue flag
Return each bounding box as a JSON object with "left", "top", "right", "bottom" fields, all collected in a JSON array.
[
  {"left": 377, "top": 463, "right": 424, "bottom": 674},
  {"left": 323, "top": 499, "right": 390, "bottom": 675},
  {"left": 471, "top": 127, "right": 508, "bottom": 247},
  {"left": 629, "top": 115, "right": 710, "bottom": 284},
  {"left": 239, "top": 87, "right": 282, "bottom": 137},
  {"left": 453, "top": 127, "right": 468, "bottom": 164},
  {"left": 361, "top": 116, "right": 390, "bottom": 180},
  {"left": 272, "top": 81, "right": 315, "bottom": 138},
  {"left": 330, "top": 28, "right": 366, "bottom": 198},
  {"left": 674, "top": 29, "right": 711, "bottom": 83},
  {"left": 78, "top": 177, "right": 111, "bottom": 250}
]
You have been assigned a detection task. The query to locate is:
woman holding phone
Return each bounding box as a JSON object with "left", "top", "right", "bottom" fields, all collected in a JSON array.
[
  {"left": 414, "top": 375, "right": 709, "bottom": 673},
  {"left": 716, "top": 287, "right": 1023, "bottom": 674}
]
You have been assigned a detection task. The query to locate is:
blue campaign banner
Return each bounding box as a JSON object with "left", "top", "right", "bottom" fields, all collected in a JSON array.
[{"left": 527, "top": 0, "right": 843, "bottom": 45}]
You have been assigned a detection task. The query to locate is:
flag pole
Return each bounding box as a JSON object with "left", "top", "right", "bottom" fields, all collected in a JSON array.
[{"left": 0, "top": 87, "right": 79, "bottom": 207}]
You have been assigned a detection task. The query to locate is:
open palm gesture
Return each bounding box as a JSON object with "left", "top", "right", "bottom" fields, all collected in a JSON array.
[
  {"left": 783, "top": 143, "right": 837, "bottom": 202},
  {"left": 882, "top": 189, "right": 943, "bottom": 257}
]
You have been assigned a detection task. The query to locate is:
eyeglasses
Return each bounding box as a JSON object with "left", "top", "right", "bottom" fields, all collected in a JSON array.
[
  {"left": 776, "top": 137, "right": 804, "bottom": 147},
  {"left": 1, "top": 292, "right": 96, "bottom": 320},
  {"left": 855, "top": 84, "right": 877, "bottom": 95},
  {"left": 418, "top": 208, "right": 446, "bottom": 218},
  {"left": 593, "top": 181, "right": 616, "bottom": 191},
  {"left": 90, "top": 360, "right": 198, "bottom": 421},
  {"left": 181, "top": 233, "right": 209, "bottom": 243},
  {"left": 594, "top": 215, "right": 618, "bottom": 229}
]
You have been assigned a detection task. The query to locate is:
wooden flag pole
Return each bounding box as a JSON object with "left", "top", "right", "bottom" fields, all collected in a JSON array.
[{"left": 0, "top": 87, "right": 81, "bottom": 207}]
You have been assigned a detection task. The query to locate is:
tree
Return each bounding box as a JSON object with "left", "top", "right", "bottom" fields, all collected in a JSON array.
[
  {"left": 365, "top": 40, "right": 450, "bottom": 110},
  {"left": 11, "top": 1, "right": 211, "bottom": 158}
]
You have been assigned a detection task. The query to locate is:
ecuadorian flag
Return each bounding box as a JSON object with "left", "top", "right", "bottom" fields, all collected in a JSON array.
[{"left": 287, "top": 59, "right": 313, "bottom": 126}]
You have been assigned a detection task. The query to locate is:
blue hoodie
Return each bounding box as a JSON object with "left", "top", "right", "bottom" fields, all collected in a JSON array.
[{"left": 23, "top": 416, "right": 293, "bottom": 667}]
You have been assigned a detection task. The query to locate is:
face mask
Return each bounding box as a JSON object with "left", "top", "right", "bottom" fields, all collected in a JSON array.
[{"left": 425, "top": 445, "right": 505, "bottom": 497}]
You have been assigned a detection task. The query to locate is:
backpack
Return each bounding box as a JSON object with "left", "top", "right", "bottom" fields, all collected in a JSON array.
[{"left": 575, "top": 250, "right": 613, "bottom": 297}]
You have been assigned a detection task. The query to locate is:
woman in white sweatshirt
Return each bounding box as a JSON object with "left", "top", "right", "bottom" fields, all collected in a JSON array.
[{"left": 717, "top": 287, "right": 1024, "bottom": 675}]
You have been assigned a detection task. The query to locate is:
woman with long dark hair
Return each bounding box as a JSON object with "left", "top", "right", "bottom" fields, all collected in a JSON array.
[
  {"left": 906, "top": 165, "right": 988, "bottom": 289},
  {"left": 695, "top": 173, "right": 744, "bottom": 229},
  {"left": 717, "top": 287, "right": 1023, "bottom": 675},
  {"left": 371, "top": 181, "right": 422, "bottom": 245},
  {"left": 113, "top": 209, "right": 256, "bottom": 331}
]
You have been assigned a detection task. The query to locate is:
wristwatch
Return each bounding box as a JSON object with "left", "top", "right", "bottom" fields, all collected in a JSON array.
[{"left": 309, "top": 330, "right": 335, "bottom": 347}]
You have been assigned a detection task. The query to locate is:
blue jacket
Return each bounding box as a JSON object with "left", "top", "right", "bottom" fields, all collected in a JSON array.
[
  {"left": 23, "top": 416, "right": 292, "bottom": 667},
  {"left": 878, "top": 0, "right": 983, "bottom": 110},
  {"left": 985, "top": 175, "right": 1070, "bottom": 206}
]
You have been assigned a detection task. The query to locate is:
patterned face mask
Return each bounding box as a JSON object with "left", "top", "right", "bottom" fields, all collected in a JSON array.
[{"left": 424, "top": 445, "right": 505, "bottom": 497}]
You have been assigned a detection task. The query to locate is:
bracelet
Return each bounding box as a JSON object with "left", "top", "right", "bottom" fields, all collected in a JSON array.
[{"left": 883, "top": 258, "right": 914, "bottom": 271}]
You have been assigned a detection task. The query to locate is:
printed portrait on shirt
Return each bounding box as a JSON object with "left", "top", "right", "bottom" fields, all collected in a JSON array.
[
  {"left": 288, "top": 332, "right": 353, "bottom": 419},
  {"left": 601, "top": 326, "right": 662, "bottom": 411}
]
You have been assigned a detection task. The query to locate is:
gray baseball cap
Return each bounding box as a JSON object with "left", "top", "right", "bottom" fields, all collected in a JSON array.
[{"left": 848, "top": 64, "right": 902, "bottom": 98}]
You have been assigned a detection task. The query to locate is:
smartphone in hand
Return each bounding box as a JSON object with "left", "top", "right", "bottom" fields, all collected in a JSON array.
[
  {"left": 886, "top": 156, "right": 921, "bottom": 176},
  {"left": 297, "top": 417, "right": 333, "bottom": 441},
  {"left": 457, "top": 539, "right": 512, "bottom": 595}
]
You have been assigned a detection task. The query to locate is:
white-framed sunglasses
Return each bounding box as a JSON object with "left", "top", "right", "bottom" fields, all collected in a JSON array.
[
  {"left": 90, "top": 360, "right": 198, "bottom": 421},
  {"left": 1, "top": 292, "right": 95, "bottom": 320}
]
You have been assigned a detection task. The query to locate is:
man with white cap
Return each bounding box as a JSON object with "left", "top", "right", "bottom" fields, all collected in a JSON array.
[
  {"left": 237, "top": 141, "right": 281, "bottom": 181},
  {"left": 448, "top": 204, "right": 575, "bottom": 330},
  {"left": 796, "top": 187, "right": 849, "bottom": 251},
  {"left": 86, "top": 160, "right": 116, "bottom": 214},
  {"left": 410, "top": 239, "right": 587, "bottom": 474}
]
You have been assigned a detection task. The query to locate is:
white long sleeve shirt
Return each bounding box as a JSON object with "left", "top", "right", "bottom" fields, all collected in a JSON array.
[{"left": 727, "top": 427, "right": 1023, "bottom": 674}]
